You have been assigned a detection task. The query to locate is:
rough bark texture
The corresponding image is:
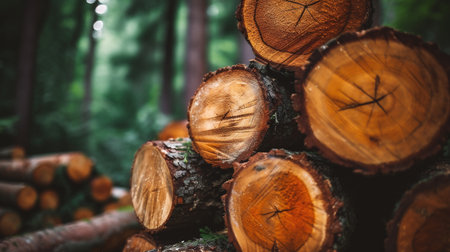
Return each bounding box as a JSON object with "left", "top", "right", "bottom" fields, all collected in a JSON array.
[
  {"left": 293, "top": 27, "right": 450, "bottom": 174},
  {"left": 0, "top": 182, "right": 37, "bottom": 211},
  {"left": 223, "top": 150, "right": 351, "bottom": 252},
  {"left": 188, "top": 61, "right": 302, "bottom": 168},
  {"left": 123, "top": 232, "right": 158, "bottom": 252},
  {"left": 130, "top": 139, "right": 232, "bottom": 232},
  {"left": 385, "top": 164, "right": 450, "bottom": 252},
  {"left": 0, "top": 208, "right": 21, "bottom": 237},
  {"left": 0, "top": 158, "right": 56, "bottom": 186},
  {"left": 0, "top": 211, "right": 139, "bottom": 252},
  {"left": 236, "top": 0, "right": 372, "bottom": 70},
  {"left": 158, "top": 120, "right": 189, "bottom": 140}
]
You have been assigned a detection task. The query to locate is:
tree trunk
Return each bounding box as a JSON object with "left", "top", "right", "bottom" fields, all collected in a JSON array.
[
  {"left": 0, "top": 211, "right": 140, "bottom": 252},
  {"left": 90, "top": 175, "right": 113, "bottom": 202},
  {"left": 293, "top": 27, "right": 450, "bottom": 174},
  {"left": 0, "top": 158, "right": 56, "bottom": 186},
  {"left": 160, "top": 0, "right": 177, "bottom": 115},
  {"left": 0, "top": 208, "right": 21, "bottom": 237},
  {"left": 385, "top": 164, "right": 450, "bottom": 252},
  {"left": 0, "top": 182, "right": 37, "bottom": 211},
  {"left": 38, "top": 189, "right": 59, "bottom": 210},
  {"left": 223, "top": 150, "right": 351, "bottom": 252},
  {"left": 188, "top": 61, "right": 302, "bottom": 168},
  {"left": 82, "top": 2, "right": 99, "bottom": 129},
  {"left": 236, "top": 0, "right": 372, "bottom": 70},
  {"left": 130, "top": 139, "right": 232, "bottom": 232},
  {"left": 123, "top": 232, "right": 158, "bottom": 252},
  {"left": 15, "top": 0, "right": 50, "bottom": 149},
  {"left": 184, "top": 0, "right": 207, "bottom": 109}
]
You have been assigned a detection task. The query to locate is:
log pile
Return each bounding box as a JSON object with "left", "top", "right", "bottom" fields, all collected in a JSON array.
[
  {"left": 126, "top": 0, "right": 450, "bottom": 251},
  {"left": 0, "top": 151, "right": 133, "bottom": 238}
]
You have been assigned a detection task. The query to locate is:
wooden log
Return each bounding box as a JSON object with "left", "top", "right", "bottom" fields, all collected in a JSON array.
[
  {"left": 188, "top": 62, "right": 302, "bottom": 168},
  {"left": 236, "top": 0, "right": 372, "bottom": 70},
  {"left": 29, "top": 152, "right": 93, "bottom": 183},
  {"left": 293, "top": 27, "right": 450, "bottom": 174},
  {"left": 123, "top": 232, "right": 158, "bottom": 252},
  {"left": 90, "top": 175, "right": 113, "bottom": 202},
  {"left": 158, "top": 120, "right": 189, "bottom": 140},
  {"left": 0, "top": 146, "right": 25, "bottom": 160},
  {"left": 0, "top": 182, "right": 37, "bottom": 211},
  {"left": 0, "top": 211, "right": 140, "bottom": 252},
  {"left": 130, "top": 138, "right": 232, "bottom": 232},
  {"left": 39, "top": 189, "right": 59, "bottom": 210},
  {"left": 385, "top": 165, "right": 450, "bottom": 252},
  {"left": 223, "top": 150, "right": 350, "bottom": 252},
  {"left": 0, "top": 159, "right": 56, "bottom": 186},
  {"left": 0, "top": 208, "right": 21, "bottom": 237},
  {"left": 73, "top": 206, "right": 95, "bottom": 221}
]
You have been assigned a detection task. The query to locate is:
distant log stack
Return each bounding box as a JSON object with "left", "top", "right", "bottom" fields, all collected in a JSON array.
[
  {"left": 188, "top": 63, "right": 301, "bottom": 168},
  {"left": 0, "top": 211, "right": 139, "bottom": 252},
  {"left": 236, "top": 0, "right": 372, "bottom": 69},
  {"left": 0, "top": 208, "right": 21, "bottom": 237},
  {"left": 39, "top": 189, "right": 59, "bottom": 210},
  {"left": 293, "top": 27, "right": 450, "bottom": 174},
  {"left": 385, "top": 165, "right": 450, "bottom": 252},
  {"left": 0, "top": 159, "right": 56, "bottom": 186},
  {"left": 91, "top": 175, "right": 113, "bottom": 202},
  {"left": 0, "top": 182, "right": 37, "bottom": 211},
  {"left": 130, "top": 139, "right": 232, "bottom": 232},
  {"left": 0, "top": 146, "right": 25, "bottom": 160},
  {"left": 223, "top": 150, "right": 349, "bottom": 251}
]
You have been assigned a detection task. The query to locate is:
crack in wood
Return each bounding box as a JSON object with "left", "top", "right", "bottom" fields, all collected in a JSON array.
[
  {"left": 283, "top": 0, "right": 321, "bottom": 26},
  {"left": 261, "top": 205, "right": 294, "bottom": 221}
]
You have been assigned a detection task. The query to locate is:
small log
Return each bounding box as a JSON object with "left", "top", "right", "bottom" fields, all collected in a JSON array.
[
  {"left": 237, "top": 0, "right": 372, "bottom": 69},
  {"left": 0, "top": 146, "right": 25, "bottom": 160},
  {"left": 73, "top": 206, "right": 95, "bottom": 221},
  {"left": 158, "top": 120, "right": 189, "bottom": 140},
  {"left": 0, "top": 211, "right": 140, "bottom": 252},
  {"left": 29, "top": 152, "right": 93, "bottom": 183},
  {"left": 293, "top": 27, "right": 450, "bottom": 174},
  {"left": 224, "top": 150, "right": 350, "bottom": 252},
  {"left": 0, "top": 159, "right": 56, "bottom": 186},
  {"left": 91, "top": 175, "right": 113, "bottom": 202},
  {"left": 0, "top": 182, "right": 37, "bottom": 211},
  {"left": 385, "top": 165, "right": 450, "bottom": 252},
  {"left": 39, "top": 189, "right": 59, "bottom": 210},
  {"left": 130, "top": 138, "right": 232, "bottom": 232},
  {"left": 123, "top": 232, "right": 158, "bottom": 252},
  {"left": 0, "top": 208, "right": 21, "bottom": 237},
  {"left": 188, "top": 62, "right": 302, "bottom": 168}
]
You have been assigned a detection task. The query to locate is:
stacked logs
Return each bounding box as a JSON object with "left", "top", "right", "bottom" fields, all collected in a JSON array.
[
  {"left": 129, "top": 0, "right": 450, "bottom": 251},
  {"left": 0, "top": 150, "right": 133, "bottom": 239}
]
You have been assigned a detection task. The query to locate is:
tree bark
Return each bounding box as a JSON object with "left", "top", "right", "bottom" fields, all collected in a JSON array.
[
  {"left": 0, "top": 208, "right": 21, "bottom": 237},
  {"left": 130, "top": 138, "right": 232, "bottom": 232},
  {"left": 0, "top": 182, "right": 37, "bottom": 211},
  {"left": 123, "top": 232, "right": 158, "bottom": 252},
  {"left": 188, "top": 61, "right": 302, "bottom": 168},
  {"left": 236, "top": 0, "right": 372, "bottom": 70},
  {"left": 184, "top": 0, "right": 207, "bottom": 109},
  {"left": 293, "top": 26, "right": 450, "bottom": 174},
  {"left": 223, "top": 150, "right": 351, "bottom": 252},
  {"left": 160, "top": 0, "right": 177, "bottom": 115},
  {"left": 0, "top": 211, "right": 140, "bottom": 252},
  {"left": 15, "top": 0, "right": 50, "bottom": 149},
  {"left": 385, "top": 164, "right": 450, "bottom": 252}
]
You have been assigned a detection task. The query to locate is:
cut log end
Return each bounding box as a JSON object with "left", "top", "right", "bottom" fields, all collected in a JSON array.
[
  {"left": 131, "top": 142, "right": 173, "bottom": 231},
  {"left": 122, "top": 233, "right": 157, "bottom": 252},
  {"left": 91, "top": 176, "right": 113, "bottom": 202},
  {"left": 158, "top": 120, "right": 189, "bottom": 140},
  {"left": 386, "top": 172, "right": 450, "bottom": 252},
  {"left": 39, "top": 190, "right": 59, "bottom": 210},
  {"left": 66, "top": 153, "right": 93, "bottom": 183},
  {"left": 296, "top": 27, "right": 450, "bottom": 174},
  {"left": 73, "top": 207, "right": 95, "bottom": 221},
  {"left": 237, "top": 0, "right": 372, "bottom": 69},
  {"left": 226, "top": 151, "right": 342, "bottom": 251},
  {"left": 17, "top": 185, "right": 37, "bottom": 211},
  {"left": 0, "top": 209, "right": 21, "bottom": 237},
  {"left": 32, "top": 162, "right": 56, "bottom": 186},
  {"left": 188, "top": 65, "right": 270, "bottom": 168}
]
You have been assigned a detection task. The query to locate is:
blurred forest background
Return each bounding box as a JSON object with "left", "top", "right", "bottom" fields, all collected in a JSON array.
[{"left": 0, "top": 0, "right": 449, "bottom": 186}]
